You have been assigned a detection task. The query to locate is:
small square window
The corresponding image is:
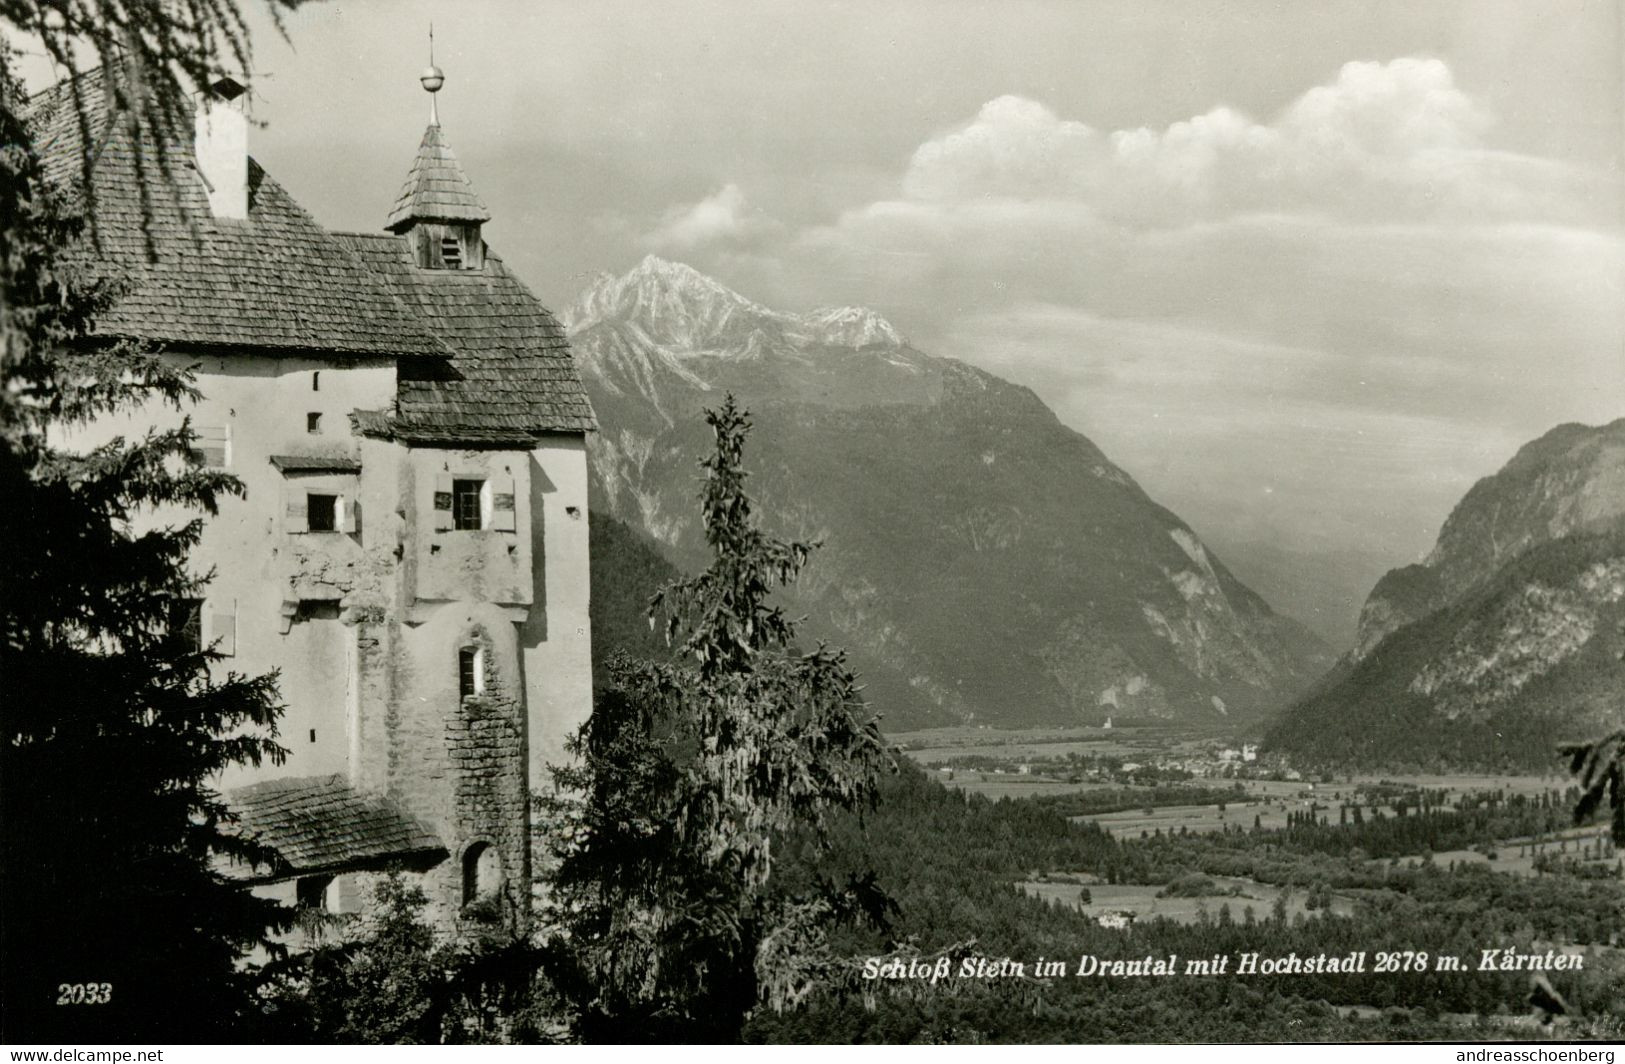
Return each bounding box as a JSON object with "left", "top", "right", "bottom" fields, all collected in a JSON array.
[
  {"left": 306, "top": 412, "right": 322, "bottom": 434},
  {"left": 168, "top": 598, "right": 203, "bottom": 653},
  {"left": 453, "top": 479, "right": 483, "bottom": 531},
  {"left": 307, "top": 493, "right": 337, "bottom": 532},
  {"left": 296, "top": 875, "right": 333, "bottom": 911}
]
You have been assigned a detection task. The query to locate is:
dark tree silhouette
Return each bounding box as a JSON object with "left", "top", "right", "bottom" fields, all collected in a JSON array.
[
  {"left": 1, "top": 1, "right": 307, "bottom": 1041},
  {"left": 543, "top": 397, "right": 893, "bottom": 1042}
]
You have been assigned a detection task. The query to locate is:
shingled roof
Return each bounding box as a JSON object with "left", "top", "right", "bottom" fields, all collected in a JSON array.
[
  {"left": 27, "top": 70, "right": 451, "bottom": 360},
  {"left": 386, "top": 122, "right": 492, "bottom": 232},
  {"left": 28, "top": 67, "right": 597, "bottom": 440},
  {"left": 339, "top": 232, "right": 597, "bottom": 436},
  {"left": 218, "top": 775, "right": 446, "bottom": 882}
]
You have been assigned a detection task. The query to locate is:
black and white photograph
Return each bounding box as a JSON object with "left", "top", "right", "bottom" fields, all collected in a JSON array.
[{"left": 1, "top": 0, "right": 1621, "bottom": 1048}]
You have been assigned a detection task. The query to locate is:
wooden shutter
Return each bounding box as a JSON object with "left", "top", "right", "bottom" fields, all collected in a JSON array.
[
  {"left": 338, "top": 493, "right": 358, "bottom": 534},
  {"left": 433, "top": 473, "right": 454, "bottom": 531},
  {"left": 285, "top": 487, "right": 308, "bottom": 534},
  {"left": 192, "top": 425, "right": 229, "bottom": 467},
  {"left": 207, "top": 599, "right": 236, "bottom": 656},
  {"left": 491, "top": 475, "right": 516, "bottom": 532}
]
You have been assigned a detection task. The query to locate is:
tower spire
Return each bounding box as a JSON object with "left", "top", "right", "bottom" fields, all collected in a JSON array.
[{"left": 420, "top": 24, "right": 445, "bottom": 125}]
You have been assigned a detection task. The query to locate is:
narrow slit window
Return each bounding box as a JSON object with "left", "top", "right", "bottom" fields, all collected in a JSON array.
[
  {"left": 306, "top": 412, "right": 322, "bottom": 434},
  {"left": 312, "top": 371, "right": 321, "bottom": 392},
  {"left": 458, "top": 647, "right": 483, "bottom": 700},
  {"left": 452, "top": 479, "right": 483, "bottom": 530}
]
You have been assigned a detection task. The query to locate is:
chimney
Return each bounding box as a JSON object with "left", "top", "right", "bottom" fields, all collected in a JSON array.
[{"left": 194, "top": 76, "right": 250, "bottom": 220}]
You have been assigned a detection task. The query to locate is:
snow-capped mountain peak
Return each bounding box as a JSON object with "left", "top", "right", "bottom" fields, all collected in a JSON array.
[
  {"left": 796, "top": 305, "right": 907, "bottom": 348},
  {"left": 564, "top": 255, "right": 785, "bottom": 344}
]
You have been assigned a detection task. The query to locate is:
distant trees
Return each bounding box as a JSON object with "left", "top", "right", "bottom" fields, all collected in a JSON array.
[
  {"left": 1561, "top": 624, "right": 1625, "bottom": 846},
  {"left": 542, "top": 397, "right": 894, "bottom": 1042}
]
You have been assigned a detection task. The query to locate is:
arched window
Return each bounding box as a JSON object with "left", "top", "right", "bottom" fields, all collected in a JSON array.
[{"left": 462, "top": 841, "right": 503, "bottom": 906}]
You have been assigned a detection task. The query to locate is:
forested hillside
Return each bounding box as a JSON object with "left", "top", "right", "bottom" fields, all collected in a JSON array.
[
  {"left": 588, "top": 510, "right": 681, "bottom": 688},
  {"left": 750, "top": 765, "right": 1624, "bottom": 1042}
]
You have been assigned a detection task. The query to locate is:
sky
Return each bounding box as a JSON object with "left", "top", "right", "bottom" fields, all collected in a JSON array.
[{"left": 16, "top": 0, "right": 1625, "bottom": 587}]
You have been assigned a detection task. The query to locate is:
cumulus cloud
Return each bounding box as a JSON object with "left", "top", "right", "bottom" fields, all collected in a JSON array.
[
  {"left": 724, "top": 57, "right": 1622, "bottom": 564},
  {"left": 644, "top": 183, "right": 778, "bottom": 250},
  {"left": 899, "top": 58, "right": 1603, "bottom": 226}
]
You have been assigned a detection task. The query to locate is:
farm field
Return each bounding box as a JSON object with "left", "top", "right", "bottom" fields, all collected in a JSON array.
[
  {"left": 889, "top": 725, "right": 1208, "bottom": 766},
  {"left": 1021, "top": 877, "right": 1356, "bottom": 926},
  {"left": 1080, "top": 801, "right": 1293, "bottom": 837},
  {"left": 937, "top": 773, "right": 1125, "bottom": 800},
  {"left": 1392, "top": 827, "right": 1620, "bottom": 880},
  {"left": 1348, "top": 772, "right": 1567, "bottom": 799},
  {"left": 905, "top": 740, "right": 1160, "bottom": 765}
]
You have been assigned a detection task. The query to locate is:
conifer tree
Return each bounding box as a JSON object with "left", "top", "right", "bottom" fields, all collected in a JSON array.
[
  {"left": 0, "top": 2, "right": 301, "bottom": 1041},
  {"left": 543, "top": 397, "right": 893, "bottom": 1042}
]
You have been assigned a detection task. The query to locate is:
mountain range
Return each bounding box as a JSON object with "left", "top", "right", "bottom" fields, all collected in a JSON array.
[
  {"left": 1267, "top": 418, "right": 1625, "bottom": 770},
  {"left": 569, "top": 256, "right": 1332, "bottom": 730}
]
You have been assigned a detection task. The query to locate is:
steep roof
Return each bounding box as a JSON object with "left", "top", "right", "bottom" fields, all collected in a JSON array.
[
  {"left": 385, "top": 122, "right": 492, "bottom": 232},
  {"left": 339, "top": 232, "right": 597, "bottom": 436},
  {"left": 28, "top": 67, "right": 596, "bottom": 439},
  {"left": 218, "top": 775, "right": 446, "bottom": 882},
  {"left": 27, "top": 71, "right": 450, "bottom": 360}
]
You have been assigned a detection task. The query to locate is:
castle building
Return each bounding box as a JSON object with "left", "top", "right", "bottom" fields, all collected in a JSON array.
[{"left": 33, "top": 61, "right": 596, "bottom": 932}]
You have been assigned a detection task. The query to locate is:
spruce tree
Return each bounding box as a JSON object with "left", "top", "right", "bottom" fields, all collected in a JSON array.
[{"left": 543, "top": 397, "right": 893, "bottom": 1042}]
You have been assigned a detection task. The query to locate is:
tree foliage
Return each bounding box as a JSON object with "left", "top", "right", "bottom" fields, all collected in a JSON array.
[
  {"left": 1561, "top": 621, "right": 1625, "bottom": 845},
  {"left": 0, "top": 3, "right": 302, "bottom": 1041},
  {"left": 543, "top": 396, "right": 894, "bottom": 1042},
  {"left": 258, "top": 873, "right": 567, "bottom": 1044}
]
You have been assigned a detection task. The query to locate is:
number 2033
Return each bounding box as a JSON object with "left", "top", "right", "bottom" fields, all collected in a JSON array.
[{"left": 57, "top": 983, "right": 113, "bottom": 1005}]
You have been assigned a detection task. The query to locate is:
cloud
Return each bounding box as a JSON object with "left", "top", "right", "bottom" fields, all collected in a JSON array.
[
  {"left": 712, "top": 57, "right": 1622, "bottom": 563},
  {"left": 644, "top": 183, "right": 778, "bottom": 250},
  {"left": 898, "top": 58, "right": 1604, "bottom": 226}
]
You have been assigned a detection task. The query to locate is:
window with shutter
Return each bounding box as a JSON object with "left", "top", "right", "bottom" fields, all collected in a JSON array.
[
  {"left": 285, "top": 490, "right": 308, "bottom": 534},
  {"left": 207, "top": 601, "right": 236, "bottom": 656},
  {"left": 433, "top": 473, "right": 454, "bottom": 531},
  {"left": 307, "top": 493, "right": 338, "bottom": 533},
  {"left": 189, "top": 425, "right": 230, "bottom": 468},
  {"left": 168, "top": 599, "right": 204, "bottom": 652},
  {"left": 453, "top": 479, "right": 484, "bottom": 530},
  {"left": 490, "top": 474, "right": 516, "bottom": 532}
]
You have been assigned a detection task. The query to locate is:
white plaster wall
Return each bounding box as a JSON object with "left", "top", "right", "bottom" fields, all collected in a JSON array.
[
  {"left": 520, "top": 435, "right": 594, "bottom": 790},
  {"left": 407, "top": 448, "right": 533, "bottom": 607},
  {"left": 53, "top": 351, "right": 396, "bottom": 790}
]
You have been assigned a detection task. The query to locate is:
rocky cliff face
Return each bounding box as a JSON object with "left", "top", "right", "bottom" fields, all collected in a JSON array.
[
  {"left": 1268, "top": 526, "right": 1625, "bottom": 769},
  {"left": 1270, "top": 418, "right": 1625, "bottom": 770},
  {"left": 1352, "top": 419, "right": 1625, "bottom": 659},
  {"left": 570, "top": 256, "right": 1332, "bottom": 730}
]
